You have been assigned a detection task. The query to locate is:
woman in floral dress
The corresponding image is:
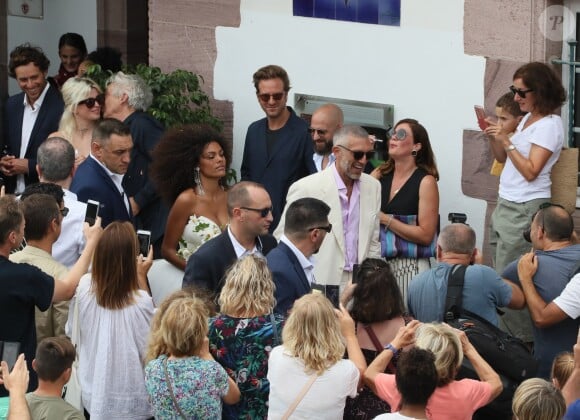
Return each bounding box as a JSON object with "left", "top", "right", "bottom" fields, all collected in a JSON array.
[
  {"left": 208, "top": 255, "right": 285, "bottom": 419},
  {"left": 145, "top": 291, "right": 240, "bottom": 419},
  {"left": 151, "top": 124, "right": 230, "bottom": 270}
]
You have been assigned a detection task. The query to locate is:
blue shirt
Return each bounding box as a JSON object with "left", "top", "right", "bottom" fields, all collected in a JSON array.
[
  {"left": 503, "top": 244, "right": 580, "bottom": 378},
  {"left": 408, "top": 262, "right": 512, "bottom": 326}
]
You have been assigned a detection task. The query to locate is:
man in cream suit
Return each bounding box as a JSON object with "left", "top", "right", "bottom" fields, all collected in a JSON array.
[{"left": 275, "top": 125, "right": 381, "bottom": 290}]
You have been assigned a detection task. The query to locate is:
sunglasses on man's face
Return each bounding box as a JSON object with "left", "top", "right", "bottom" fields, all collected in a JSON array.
[
  {"left": 240, "top": 206, "right": 273, "bottom": 218},
  {"left": 509, "top": 85, "right": 534, "bottom": 99},
  {"left": 523, "top": 202, "right": 565, "bottom": 242},
  {"left": 336, "top": 144, "right": 374, "bottom": 161},
  {"left": 78, "top": 94, "right": 105, "bottom": 109},
  {"left": 257, "top": 92, "right": 285, "bottom": 102},
  {"left": 308, "top": 128, "right": 328, "bottom": 136}
]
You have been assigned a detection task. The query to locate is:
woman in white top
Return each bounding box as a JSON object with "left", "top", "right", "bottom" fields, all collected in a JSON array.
[
  {"left": 50, "top": 77, "right": 103, "bottom": 167},
  {"left": 485, "top": 62, "right": 566, "bottom": 342},
  {"left": 67, "top": 221, "right": 154, "bottom": 420},
  {"left": 486, "top": 62, "right": 566, "bottom": 272},
  {"left": 267, "top": 293, "right": 366, "bottom": 419}
]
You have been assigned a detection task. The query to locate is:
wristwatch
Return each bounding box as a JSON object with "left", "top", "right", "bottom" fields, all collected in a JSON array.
[
  {"left": 384, "top": 343, "right": 399, "bottom": 357},
  {"left": 505, "top": 144, "right": 516, "bottom": 152}
]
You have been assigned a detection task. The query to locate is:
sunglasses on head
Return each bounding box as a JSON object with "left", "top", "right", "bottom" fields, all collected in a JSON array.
[
  {"left": 257, "top": 92, "right": 285, "bottom": 102},
  {"left": 336, "top": 144, "right": 374, "bottom": 161},
  {"left": 308, "top": 223, "right": 332, "bottom": 233},
  {"left": 308, "top": 128, "right": 328, "bottom": 136},
  {"left": 78, "top": 94, "right": 104, "bottom": 109},
  {"left": 240, "top": 206, "right": 273, "bottom": 218},
  {"left": 509, "top": 85, "right": 534, "bottom": 98},
  {"left": 387, "top": 127, "right": 408, "bottom": 141}
]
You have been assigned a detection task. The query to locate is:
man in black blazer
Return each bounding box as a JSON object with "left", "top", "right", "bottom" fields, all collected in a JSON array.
[
  {"left": 1, "top": 44, "right": 64, "bottom": 194},
  {"left": 70, "top": 119, "right": 133, "bottom": 227},
  {"left": 104, "top": 72, "right": 167, "bottom": 258},
  {"left": 266, "top": 197, "right": 331, "bottom": 315},
  {"left": 183, "top": 181, "right": 278, "bottom": 301}
]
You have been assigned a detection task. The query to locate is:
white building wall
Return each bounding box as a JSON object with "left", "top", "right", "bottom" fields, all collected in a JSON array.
[{"left": 214, "top": 0, "right": 489, "bottom": 245}]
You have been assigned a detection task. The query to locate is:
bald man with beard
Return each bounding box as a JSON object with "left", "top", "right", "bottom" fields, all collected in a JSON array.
[{"left": 309, "top": 103, "right": 344, "bottom": 172}]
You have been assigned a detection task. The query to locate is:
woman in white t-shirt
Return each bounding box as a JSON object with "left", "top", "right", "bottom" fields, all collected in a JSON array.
[
  {"left": 484, "top": 62, "right": 566, "bottom": 342},
  {"left": 486, "top": 62, "right": 566, "bottom": 274},
  {"left": 267, "top": 293, "right": 366, "bottom": 419}
]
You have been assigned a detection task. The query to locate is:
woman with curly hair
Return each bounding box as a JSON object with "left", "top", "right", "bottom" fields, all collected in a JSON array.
[
  {"left": 145, "top": 292, "right": 240, "bottom": 419},
  {"left": 208, "top": 255, "right": 284, "bottom": 419},
  {"left": 268, "top": 293, "right": 366, "bottom": 419},
  {"left": 341, "top": 258, "right": 407, "bottom": 419},
  {"left": 150, "top": 124, "right": 231, "bottom": 270},
  {"left": 50, "top": 77, "right": 103, "bottom": 167}
]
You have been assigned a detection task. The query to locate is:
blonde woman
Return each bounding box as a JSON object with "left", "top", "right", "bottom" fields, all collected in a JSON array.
[
  {"left": 551, "top": 351, "right": 574, "bottom": 390},
  {"left": 267, "top": 293, "right": 366, "bottom": 419},
  {"left": 512, "top": 378, "right": 565, "bottom": 420},
  {"left": 365, "top": 322, "right": 502, "bottom": 420},
  {"left": 208, "top": 255, "right": 284, "bottom": 419},
  {"left": 145, "top": 292, "right": 240, "bottom": 418},
  {"left": 50, "top": 77, "right": 103, "bottom": 166}
]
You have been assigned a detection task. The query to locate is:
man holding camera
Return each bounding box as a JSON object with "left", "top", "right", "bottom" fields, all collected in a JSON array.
[{"left": 407, "top": 223, "right": 524, "bottom": 326}]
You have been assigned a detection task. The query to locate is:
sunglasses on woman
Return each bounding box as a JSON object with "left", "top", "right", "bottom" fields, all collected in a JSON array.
[
  {"left": 509, "top": 85, "right": 533, "bottom": 98},
  {"left": 78, "top": 94, "right": 105, "bottom": 109},
  {"left": 387, "top": 127, "right": 408, "bottom": 141}
]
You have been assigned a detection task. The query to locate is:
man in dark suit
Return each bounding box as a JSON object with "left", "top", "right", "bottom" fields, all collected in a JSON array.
[
  {"left": 241, "top": 65, "right": 316, "bottom": 233},
  {"left": 70, "top": 118, "right": 132, "bottom": 227},
  {"left": 183, "top": 181, "right": 277, "bottom": 301},
  {"left": 1, "top": 44, "right": 64, "bottom": 194},
  {"left": 267, "top": 197, "right": 331, "bottom": 315},
  {"left": 104, "top": 71, "right": 167, "bottom": 258}
]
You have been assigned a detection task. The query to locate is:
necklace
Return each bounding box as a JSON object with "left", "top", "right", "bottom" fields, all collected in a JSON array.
[{"left": 391, "top": 169, "right": 415, "bottom": 196}]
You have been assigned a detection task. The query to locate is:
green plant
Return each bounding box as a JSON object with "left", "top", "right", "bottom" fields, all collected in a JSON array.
[{"left": 85, "top": 63, "right": 222, "bottom": 131}]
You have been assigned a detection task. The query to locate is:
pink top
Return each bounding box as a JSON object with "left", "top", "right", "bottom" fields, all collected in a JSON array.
[
  {"left": 375, "top": 373, "right": 492, "bottom": 420},
  {"left": 332, "top": 164, "right": 360, "bottom": 270}
]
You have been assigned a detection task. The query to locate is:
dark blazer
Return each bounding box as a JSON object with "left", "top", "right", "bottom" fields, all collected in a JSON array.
[
  {"left": 70, "top": 156, "right": 132, "bottom": 227},
  {"left": 2, "top": 85, "right": 64, "bottom": 193},
  {"left": 122, "top": 111, "right": 168, "bottom": 256},
  {"left": 183, "top": 231, "right": 277, "bottom": 299},
  {"left": 267, "top": 241, "right": 311, "bottom": 315},
  {"left": 241, "top": 107, "right": 316, "bottom": 232}
]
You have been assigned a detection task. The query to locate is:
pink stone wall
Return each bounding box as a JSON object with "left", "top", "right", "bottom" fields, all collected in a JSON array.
[{"left": 148, "top": 0, "right": 240, "bottom": 143}]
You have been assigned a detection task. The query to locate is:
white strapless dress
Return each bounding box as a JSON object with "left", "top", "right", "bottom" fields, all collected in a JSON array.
[
  {"left": 149, "top": 215, "right": 223, "bottom": 306},
  {"left": 177, "top": 215, "right": 223, "bottom": 261}
]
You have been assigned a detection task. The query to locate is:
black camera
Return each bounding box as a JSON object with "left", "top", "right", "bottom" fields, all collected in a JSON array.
[{"left": 448, "top": 213, "right": 467, "bottom": 224}]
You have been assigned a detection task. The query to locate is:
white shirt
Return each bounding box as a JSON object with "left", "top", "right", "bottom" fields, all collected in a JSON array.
[
  {"left": 227, "top": 226, "right": 263, "bottom": 259},
  {"left": 499, "top": 114, "right": 563, "bottom": 202},
  {"left": 553, "top": 273, "right": 580, "bottom": 319},
  {"left": 267, "top": 345, "right": 359, "bottom": 419},
  {"left": 280, "top": 235, "right": 315, "bottom": 285},
  {"left": 66, "top": 274, "right": 154, "bottom": 420},
  {"left": 16, "top": 82, "right": 50, "bottom": 194},
  {"left": 89, "top": 154, "right": 130, "bottom": 214},
  {"left": 53, "top": 189, "right": 87, "bottom": 268},
  {"left": 312, "top": 153, "right": 336, "bottom": 172}
]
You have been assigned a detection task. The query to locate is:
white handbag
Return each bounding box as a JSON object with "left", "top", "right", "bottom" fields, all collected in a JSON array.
[{"left": 62, "top": 296, "right": 83, "bottom": 410}]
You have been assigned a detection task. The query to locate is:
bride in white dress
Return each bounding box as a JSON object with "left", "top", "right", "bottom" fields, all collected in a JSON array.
[{"left": 151, "top": 125, "right": 230, "bottom": 272}]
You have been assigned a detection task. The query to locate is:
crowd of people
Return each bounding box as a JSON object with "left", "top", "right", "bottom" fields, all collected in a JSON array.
[{"left": 0, "top": 32, "right": 579, "bottom": 420}]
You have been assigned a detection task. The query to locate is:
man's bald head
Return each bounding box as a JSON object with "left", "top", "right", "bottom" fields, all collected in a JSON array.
[{"left": 310, "top": 103, "right": 344, "bottom": 156}]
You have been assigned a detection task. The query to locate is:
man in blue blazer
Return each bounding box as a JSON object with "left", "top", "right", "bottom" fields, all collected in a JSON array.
[
  {"left": 183, "top": 181, "right": 277, "bottom": 302},
  {"left": 70, "top": 119, "right": 133, "bottom": 227},
  {"left": 241, "top": 65, "right": 316, "bottom": 233},
  {"left": 104, "top": 72, "right": 168, "bottom": 258},
  {"left": 1, "top": 44, "right": 64, "bottom": 194},
  {"left": 267, "top": 197, "right": 331, "bottom": 315}
]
